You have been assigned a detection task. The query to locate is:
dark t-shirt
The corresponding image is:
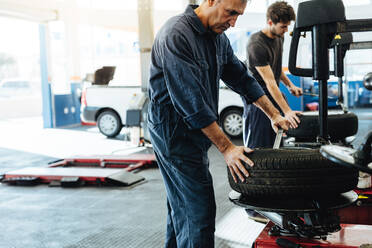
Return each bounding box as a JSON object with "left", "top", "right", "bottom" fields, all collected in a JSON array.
[{"left": 247, "top": 31, "right": 283, "bottom": 93}]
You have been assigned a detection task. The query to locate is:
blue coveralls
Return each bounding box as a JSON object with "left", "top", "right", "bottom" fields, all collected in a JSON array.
[
  {"left": 148, "top": 5, "right": 264, "bottom": 248},
  {"left": 242, "top": 93, "right": 284, "bottom": 148}
]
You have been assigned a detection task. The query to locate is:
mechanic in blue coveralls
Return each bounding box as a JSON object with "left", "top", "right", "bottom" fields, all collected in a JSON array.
[
  {"left": 243, "top": 1, "right": 303, "bottom": 148},
  {"left": 148, "top": 0, "right": 290, "bottom": 247}
]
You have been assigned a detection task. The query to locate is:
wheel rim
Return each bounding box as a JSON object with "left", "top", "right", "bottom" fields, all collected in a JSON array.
[
  {"left": 99, "top": 114, "right": 118, "bottom": 135},
  {"left": 223, "top": 113, "right": 243, "bottom": 136}
]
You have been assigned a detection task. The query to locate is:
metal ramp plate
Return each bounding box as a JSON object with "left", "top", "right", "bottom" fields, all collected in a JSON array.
[
  {"left": 2, "top": 167, "right": 144, "bottom": 186},
  {"left": 107, "top": 170, "right": 145, "bottom": 186}
]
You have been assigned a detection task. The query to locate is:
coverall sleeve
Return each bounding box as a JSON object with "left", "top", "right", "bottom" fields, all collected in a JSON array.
[
  {"left": 221, "top": 39, "right": 265, "bottom": 104},
  {"left": 160, "top": 33, "right": 217, "bottom": 130}
]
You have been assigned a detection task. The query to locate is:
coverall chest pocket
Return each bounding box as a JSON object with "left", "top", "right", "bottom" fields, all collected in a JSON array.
[{"left": 197, "top": 59, "right": 209, "bottom": 82}]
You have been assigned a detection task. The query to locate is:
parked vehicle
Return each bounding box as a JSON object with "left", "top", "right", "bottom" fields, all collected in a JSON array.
[
  {"left": 0, "top": 78, "right": 40, "bottom": 98},
  {"left": 80, "top": 85, "right": 142, "bottom": 137},
  {"left": 218, "top": 85, "right": 244, "bottom": 138},
  {"left": 81, "top": 83, "right": 244, "bottom": 138}
]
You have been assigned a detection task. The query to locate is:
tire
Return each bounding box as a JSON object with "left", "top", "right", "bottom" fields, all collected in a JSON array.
[
  {"left": 286, "top": 110, "right": 358, "bottom": 142},
  {"left": 228, "top": 148, "right": 358, "bottom": 198},
  {"left": 141, "top": 98, "right": 151, "bottom": 143},
  {"left": 220, "top": 108, "right": 243, "bottom": 138},
  {"left": 97, "top": 110, "right": 122, "bottom": 137}
]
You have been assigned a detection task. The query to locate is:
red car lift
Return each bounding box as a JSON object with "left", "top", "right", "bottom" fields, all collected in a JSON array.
[
  {"left": 48, "top": 153, "right": 156, "bottom": 172},
  {"left": 1, "top": 152, "right": 157, "bottom": 187}
]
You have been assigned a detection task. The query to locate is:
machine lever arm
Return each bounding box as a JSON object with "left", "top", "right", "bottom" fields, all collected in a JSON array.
[{"left": 288, "top": 28, "right": 313, "bottom": 77}]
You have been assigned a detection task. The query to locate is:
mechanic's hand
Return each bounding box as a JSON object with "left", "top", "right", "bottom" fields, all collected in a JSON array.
[
  {"left": 271, "top": 114, "right": 290, "bottom": 133},
  {"left": 284, "top": 110, "right": 302, "bottom": 129},
  {"left": 223, "top": 144, "right": 254, "bottom": 183},
  {"left": 289, "top": 86, "right": 303, "bottom": 97}
]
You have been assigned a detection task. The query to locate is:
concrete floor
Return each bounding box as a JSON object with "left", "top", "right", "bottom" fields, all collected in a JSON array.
[{"left": 0, "top": 108, "right": 371, "bottom": 248}]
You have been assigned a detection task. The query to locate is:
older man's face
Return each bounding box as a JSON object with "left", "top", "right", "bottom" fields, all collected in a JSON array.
[{"left": 208, "top": 0, "right": 247, "bottom": 34}]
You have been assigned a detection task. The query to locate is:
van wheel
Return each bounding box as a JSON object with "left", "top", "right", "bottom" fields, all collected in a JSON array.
[
  {"left": 228, "top": 148, "right": 358, "bottom": 198},
  {"left": 221, "top": 108, "right": 243, "bottom": 138},
  {"left": 97, "top": 110, "right": 122, "bottom": 137},
  {"left": 286, "top": 111, "right": 358, "bottom": 142}
]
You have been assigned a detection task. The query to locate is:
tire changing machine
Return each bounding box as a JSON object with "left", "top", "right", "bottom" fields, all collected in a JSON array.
[
  {"left": 230, "top": 131, "right": 372, "bottom": 247},
  {"left": 230, "top": 0, "right": 372, "bottom": 247}
]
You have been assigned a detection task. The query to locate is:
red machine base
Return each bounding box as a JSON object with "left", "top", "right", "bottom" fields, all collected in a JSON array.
[{"left": 254, "top": 222, "right": 372, "bottom": 248}]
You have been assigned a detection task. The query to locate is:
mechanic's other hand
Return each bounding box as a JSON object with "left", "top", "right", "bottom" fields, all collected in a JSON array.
[
  {"left": 223, "top": 144, "right": 254, "bottom": 183},
  {"left": 289, "top": 86, "right": 303, "bottom": 97},
  {"left": 271, "top": 114, "right": 290, "bottom": 133},
  {"left": 284, "top": 110, "right": 302, "bottom": 129}
]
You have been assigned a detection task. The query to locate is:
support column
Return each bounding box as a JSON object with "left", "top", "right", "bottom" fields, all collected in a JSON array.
[
  {"left": 137, "top": 0, "right": 154, "bottom": 93},
  {"left": 39, "top": 24, "right": 54, "bottom": 128}
]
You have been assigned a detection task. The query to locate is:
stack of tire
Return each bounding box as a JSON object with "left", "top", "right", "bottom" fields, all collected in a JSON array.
[{"left": 286, "top": 110, "right": 358, "bottom": 142}]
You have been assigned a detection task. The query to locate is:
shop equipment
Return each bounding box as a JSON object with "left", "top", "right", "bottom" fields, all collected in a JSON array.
[{"left": 230, "top": 0, "right": 372, "bottom": 246}]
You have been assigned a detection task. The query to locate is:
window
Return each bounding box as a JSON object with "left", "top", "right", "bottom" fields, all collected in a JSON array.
[
  {"left": 245, "top": 0, "right": 295, "bottom": 13},
  {"left": 343, "top": 0, "right": 370, "bottom": 6},
  {"left": 245, "top": 0, "right": 268, "bottom": 13},
  {"left": 77, "top": 0, "right": 137, "bottom": 10},
  {"left": 0, "top": 17, "right": 40, "bottom": 83},
  {"left": 154, "top": 0, "right": 185, "bottom": 11},
  {"left": 79, "top": 25, "right": 141, "bottom": 86}
]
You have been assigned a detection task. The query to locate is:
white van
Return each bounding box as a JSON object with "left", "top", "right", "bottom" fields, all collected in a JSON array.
[{"left": 80, "top": 83, "right": 244, "bottom": 139}]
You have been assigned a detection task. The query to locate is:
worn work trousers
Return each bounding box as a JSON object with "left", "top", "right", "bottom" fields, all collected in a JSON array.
[
  {"left": 148, "top": 109, "right": 216, "bottom": 248},
  {"left": 243, "top": 92, "right": 286, "bottom": 148},
  {"left": 155, "top": 152, "right": 216, "bottom": 248},
  {"left": 243, "top": 103, "right": 276, "bottom": 148}
]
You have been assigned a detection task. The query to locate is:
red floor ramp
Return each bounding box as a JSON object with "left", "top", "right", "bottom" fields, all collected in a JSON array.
[
  {"left": 48, "top": 153, "right": 157, "bottom": 172},
  {"left": 1, "top": 167, "right": 145, "bottom": 187}
]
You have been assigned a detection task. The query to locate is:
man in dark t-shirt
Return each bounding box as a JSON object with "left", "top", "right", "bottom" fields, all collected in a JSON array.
[{"left": 243, "top": 1, "right": 303, "bottom": 148}]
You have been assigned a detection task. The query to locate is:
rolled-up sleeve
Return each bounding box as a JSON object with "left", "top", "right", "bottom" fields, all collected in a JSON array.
[
  {"left": 221, "top": 39, "right": 265, "bottom": 104},
  {"left": 160, "top": 33, "right": 217, "bottom": 130}
]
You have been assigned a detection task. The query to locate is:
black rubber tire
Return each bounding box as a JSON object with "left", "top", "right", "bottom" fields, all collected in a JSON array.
[
  {"left": 286, "top": 111, "right": 358, "bottom": 142},
  {"left": 220, "top": 108, "right": 243, "bottom": 139},
  {"left": 364, "top": 72, "right": 372, "bottom": 90},
  {"left": 97, "top": 110, "right": 122, "bottom": 137},
  {"left": 228, "top": 148, "right": 358, "bottom": 198}
]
